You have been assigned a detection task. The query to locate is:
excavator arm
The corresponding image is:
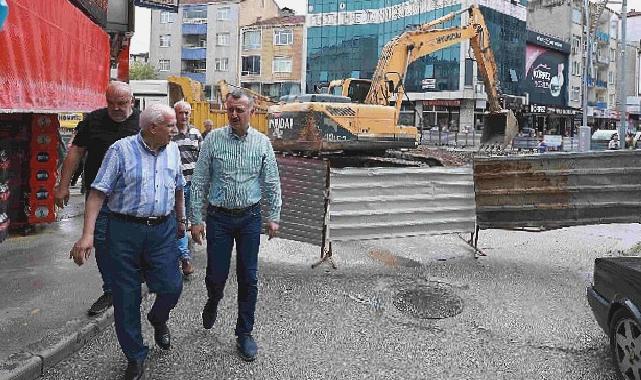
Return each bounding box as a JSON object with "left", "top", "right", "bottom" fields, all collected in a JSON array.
[{"left": 364, "top": 5, "right": 503, "bottom": 121}]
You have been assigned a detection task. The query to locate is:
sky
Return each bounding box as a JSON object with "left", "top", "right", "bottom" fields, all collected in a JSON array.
[{"left": 130, "top": 0, "right": 307, "bottom": 54}]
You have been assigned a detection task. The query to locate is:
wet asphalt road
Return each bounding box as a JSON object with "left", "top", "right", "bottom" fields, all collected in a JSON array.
[{"left": 40, "top": 222, "right": 641, "bottom": 380}]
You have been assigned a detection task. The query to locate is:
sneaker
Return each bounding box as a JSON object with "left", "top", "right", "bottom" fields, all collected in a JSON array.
[
  {"left": 236, "top": 334, "right": 258, "bottom": 362},
  {"left": 88, "top": 293, "right": 113, "bottom": 316},
  {"left": 181, "top": 259, "right": 194, "bottom": 276}
]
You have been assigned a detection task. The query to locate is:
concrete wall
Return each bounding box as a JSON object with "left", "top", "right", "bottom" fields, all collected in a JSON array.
[
  {"left": 150, "top": 9, "right": 182, "bottom": 79},
  {"left": 526, "top": 0, "right": 572, "bottom": 41},
  {"left": 206, "top": 3, "right": 241, "bottom": 86},
  {"left": 239, "top": 0, "right": 280, "bottom": 26}
]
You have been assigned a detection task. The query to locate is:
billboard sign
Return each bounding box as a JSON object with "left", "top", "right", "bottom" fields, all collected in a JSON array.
[
  {"left": 523, "top": 44, "right": 568, "bottom": 107},
  {"left": 134, "top": 0, "right": 178, "bottom": 12}
]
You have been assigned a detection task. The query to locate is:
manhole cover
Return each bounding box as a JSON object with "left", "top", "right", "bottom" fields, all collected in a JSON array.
[{"left": 393, "top": 283, "right": 463, "bottom": 319}]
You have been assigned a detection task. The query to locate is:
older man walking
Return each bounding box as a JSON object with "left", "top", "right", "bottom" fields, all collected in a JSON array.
[
  {"left": 172, "top": 101, "right": 202, "bottom": 276},
  {"left": 190, "top": 89, "right": 281, "bottom": 362},
  {"left": 70, "top": 103, "right": 185, "bottom": 380}
]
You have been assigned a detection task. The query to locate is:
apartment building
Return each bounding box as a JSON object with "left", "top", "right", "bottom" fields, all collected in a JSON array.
[
  {"left": 527, "top": 0, "right": 619, "bottom": 129},
  {"left": 239, "top": 14, "right": 306, "bottom": 100},
  {"left": 149, "top": 0, "right": 280, "bottom": 98}
]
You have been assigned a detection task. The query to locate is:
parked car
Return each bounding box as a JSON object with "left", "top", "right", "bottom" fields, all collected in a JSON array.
[{"left": 587, "top": 256, "right": 641, "bottom": 380}]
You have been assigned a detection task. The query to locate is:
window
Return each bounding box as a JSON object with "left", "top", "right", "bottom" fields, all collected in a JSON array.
[
  {"left": 183, "top": 7, "right": 207, "bottom": 22},
  {"left": 608, "top": 71, "right": 614, "bottom": 85},
  {"left": 609, "top": 94, "right": 615, "bottom": 105},
  {"left": 217, "top": 7, "right": 230, "bottom": 21},
  {"left": 572, "top": 61, "right": 581, "bottom": 76},
  {"left": 274, "top": 29, "right": 293, "bottom": 45},
  {"left": 160, "top": 11, "right": 175, "bottom": 24},
  {"left": 241, "top": 56, "right": 261, "bottom": 75},
  {"left": 610, "top": 48, "right": 617, "bottom": 62},
  {"left": 571, "top": 86, "right": 581, "bottom": 102},
  {"left": 159, "top": 34, "right": 171, "bottom": 47},
  {"left": 215, "top": 58, "right": 229, "bottom": 72},
  {"left": 273, "top": 56, "right": 292, "bottom": 73},
  {"left": 242, "top": 30, "right": 261, "bottom": 49},
  {"left": 572, "top": 34, "right": 581, "bottom": 55},
  {"left": 216, "top": 33, "right": 230, "bottom": 46},
  {"left": 158, "top": 59, "right": 170, "bottom": 72}
]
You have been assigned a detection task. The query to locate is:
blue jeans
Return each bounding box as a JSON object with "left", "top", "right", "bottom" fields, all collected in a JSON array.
[
  {"left": 108, "top": 214, "right": 183, "bottom": 361},
  {"left": 177, "top": 183, "right": 191, "bottom": 261},
  {"left": 205, "top": 204, "right": 261, "bottom": 336},
  {"left": 94, "top": 201, "right": 112, "bottom": 294}
]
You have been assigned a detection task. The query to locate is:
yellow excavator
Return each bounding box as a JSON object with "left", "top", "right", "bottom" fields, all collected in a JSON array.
[{"left": 268, "top": 4, "right": 518, "bottom": 153}]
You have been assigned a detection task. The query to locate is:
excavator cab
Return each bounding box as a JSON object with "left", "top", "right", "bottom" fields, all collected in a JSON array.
[{"left": 328, "top": 78, "right": 373, "bottom": 104}]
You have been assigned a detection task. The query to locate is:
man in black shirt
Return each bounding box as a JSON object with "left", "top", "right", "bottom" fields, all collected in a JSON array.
[{"left": 55, "top": 81, "right": 140, "bottom": 316}]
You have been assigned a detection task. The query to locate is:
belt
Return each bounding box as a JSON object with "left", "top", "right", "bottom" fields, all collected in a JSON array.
[
  {"left": 208, "top": 202, "right": 260, "bottom": 217},
  {"left": 110, "top": 212, "right": 170, "bottom": 226}
]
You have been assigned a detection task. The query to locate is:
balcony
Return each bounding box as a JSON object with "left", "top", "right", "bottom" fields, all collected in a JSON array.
[
  {"left": 181, "top": 71, "right": 206, "bottom": 83},
  {"left": 182, "top": 23, "right": 207, "bottom": 35},
  {"left": 587, "top": 77, "right": 608, "bottom": 89},
  {"left": 595, "top": 55, "right": 610, "bottom": 65},
  {"left": 595, "top": 31, "right": 609, "bottom": 44},
  {"left": 182, "top": 47, "right": 206, "bottom": 60}
]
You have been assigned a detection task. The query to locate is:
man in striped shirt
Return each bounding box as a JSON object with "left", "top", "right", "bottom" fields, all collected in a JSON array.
[
  {"left": 70, "top": 104, "right": 185, "bottom": 380},
  {"left": 172, "top": 101, "right": 202, "bottom": 276},
  {"left": 190, "top": 89, "right": 281, "bottom": 362}
]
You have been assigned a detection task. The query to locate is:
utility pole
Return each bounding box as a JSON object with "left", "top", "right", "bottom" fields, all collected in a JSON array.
[
  {"left": 579, "top": 0, "right": 593, "bottom": 151},
  {"left": 617, "top": 0, "right": 628, "bottom": 148}
]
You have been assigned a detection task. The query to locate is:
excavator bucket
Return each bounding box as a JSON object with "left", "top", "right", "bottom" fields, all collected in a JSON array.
[{"left": 480, "top": 110, "right": 518, "bottom": 146}]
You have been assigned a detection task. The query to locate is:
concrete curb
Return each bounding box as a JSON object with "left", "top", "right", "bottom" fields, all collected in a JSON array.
[{"left": 0, "top": 308, "right": 114, "bottom": 380}]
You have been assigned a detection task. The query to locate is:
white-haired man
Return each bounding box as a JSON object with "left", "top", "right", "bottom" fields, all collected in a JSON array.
[
  {"left": 172, "top": 100, "right": 202, "bottom": 275},
  {"left": 55, "top": 81, "right": 140, "bottom": 316},
  {"left": 70, "top": 103, "right": 186, "bottom": 380}
]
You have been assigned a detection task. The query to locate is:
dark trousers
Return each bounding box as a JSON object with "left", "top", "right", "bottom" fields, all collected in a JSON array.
[
  {"left": 94, "top": 202, "right": 112, "bottom": 294},
  {"left": 205, "top": 205, "right": 261, "bottom": 336},
  {"left": 108, "top": 215, "right": 183, "bottom": 361}
]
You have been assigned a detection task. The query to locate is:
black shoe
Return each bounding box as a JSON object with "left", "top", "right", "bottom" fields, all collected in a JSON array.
[
  {"left": 87, "top": 293, "right": 112, "bottom": 316},
  {"left": 202, "top": 299, "right": 218, "bottom": 330},
  {"left": 124, "top": 359, "right": 145, "bottom": 380},
  {"left": 151, "top": 322, "right": 171, "bottom": 350},
  {"left": 236, "top": 334, "right": 257, "bottom": 362}
]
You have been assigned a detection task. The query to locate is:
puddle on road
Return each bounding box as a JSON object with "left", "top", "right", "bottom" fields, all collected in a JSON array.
[{"left": 368, "top": 248, "right": 422, "bottom": 268}]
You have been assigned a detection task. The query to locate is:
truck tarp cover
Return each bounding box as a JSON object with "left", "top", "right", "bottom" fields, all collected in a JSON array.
[{"left": 0, "top": 0, "right": 109, "bottom": 112}]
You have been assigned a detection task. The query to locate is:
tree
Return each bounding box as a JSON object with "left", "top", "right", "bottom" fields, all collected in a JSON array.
[{"left": 129, "top": 62, "right": 158, "bottom": 80}]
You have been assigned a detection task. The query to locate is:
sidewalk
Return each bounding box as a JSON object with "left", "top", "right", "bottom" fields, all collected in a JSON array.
[{"left": 0, "top": 191, "right": 114, "bottom": 380}]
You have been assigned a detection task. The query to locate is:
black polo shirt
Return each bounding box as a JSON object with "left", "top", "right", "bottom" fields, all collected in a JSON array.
[{"left": 72, "top": 108, "right": 140, "bottom": 191}]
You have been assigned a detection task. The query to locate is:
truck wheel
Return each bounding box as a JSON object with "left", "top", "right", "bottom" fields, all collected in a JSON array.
[{"left": 610, "top": 308, "right": 641, "bottom": 380}]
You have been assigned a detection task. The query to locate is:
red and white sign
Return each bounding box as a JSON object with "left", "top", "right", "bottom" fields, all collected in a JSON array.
[{"left": 0, "top": 0, "right": 110, "bottom": 113}]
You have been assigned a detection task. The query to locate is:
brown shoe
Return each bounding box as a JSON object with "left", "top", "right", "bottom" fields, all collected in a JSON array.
[{"left": 181, "top": 259, "right": 194, "bottom": 275}]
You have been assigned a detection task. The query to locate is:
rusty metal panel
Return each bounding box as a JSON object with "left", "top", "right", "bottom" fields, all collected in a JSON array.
[
  {"left": 262, "top": 156, "right": 328, "bottom": 246},
  {"left": 328, "top": 167, "right": 476, "bottom": 241},
  {"left": 474, "top": 150, "right": 641, "bottom": 230}
]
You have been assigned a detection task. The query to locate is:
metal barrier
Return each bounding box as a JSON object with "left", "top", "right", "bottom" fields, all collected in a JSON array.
[
  {"left": 328, "top": 166, "right": 476, "bottom": 241},
  {"left": 263, "top": 156, "right": 329, "bottom": 246},
  {"left": 474, "top": 150, "right": 641, "bottom": 230},
  {"left": 420, "top": 129, "right": 481, "bottom": 148}
]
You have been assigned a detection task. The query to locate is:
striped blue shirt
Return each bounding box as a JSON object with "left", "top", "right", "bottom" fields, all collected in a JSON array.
[
  {"left": 190, "top": 126, "right": 281, "bottom": 224},
  {"left": 92, "top": 134, "right": 186, "bottom": 217}
]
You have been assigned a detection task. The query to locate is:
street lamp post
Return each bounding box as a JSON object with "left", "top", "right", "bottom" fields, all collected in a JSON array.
[{"left": 617, "top": 0, "right": 628, "bottom": 148}]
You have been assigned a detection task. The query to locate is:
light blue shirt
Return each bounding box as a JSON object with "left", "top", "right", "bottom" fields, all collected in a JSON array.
[
  {"left": 92, "top": 134, "right": 186, "bottom": 217},
  {"left": 190, "top": 126, "right": 281, "bottom": 224}
]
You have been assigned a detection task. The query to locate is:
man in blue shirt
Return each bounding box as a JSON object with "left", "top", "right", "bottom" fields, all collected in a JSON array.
[
  {"left": 190, "top": 89, "right": 281, "bottom": 362},
  {"left": 70, "top": 103, "right": 186, "bottom": 380}
]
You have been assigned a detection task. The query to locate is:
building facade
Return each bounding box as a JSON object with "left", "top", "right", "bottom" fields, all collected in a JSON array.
[
  {"left": 305, "top": 0, "right": 527, "bottom": 131},
  {"left": 149, "top": 0, "right": 280, "bottom": 97},
  {"left": 527, "top": 0, "right": 619, "bottom": 130},
  {"left": 239, "top": 15, "right": 306, "bottom": 99}
]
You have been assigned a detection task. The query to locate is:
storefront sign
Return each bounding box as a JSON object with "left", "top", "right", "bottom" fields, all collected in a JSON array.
[
  {"left": 531, "top": 104, "right": 546, "bottom": 113},
  {"left": 424, "top": 99, "right": 460, "bottom": 107},
  {"left": 527, "top": 30, "right": 570, "bottom": 54},
  {"left": 421, "top": 79, "right": 436, "bottom": 89},
  {"left": 523, "top": 44, "right": 568, "bottom": 107},
  {"left": 134, "top": 0, "right": 178, "bottom": 12}
]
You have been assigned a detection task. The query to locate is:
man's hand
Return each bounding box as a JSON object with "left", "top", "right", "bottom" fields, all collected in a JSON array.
[
  {"left": 191, "top": 224, "right": 205, "bottom": 245},
  {"left": 70, "top": 234, "right": 94, "bottom": 266},
  {"left": 268, "top": 221, "right": 279, "bottom": 240},
  {"left": 55, "top": 184, "right": 70, "bottom": 208},
  {"left": 177, "top": 220, "right": 186, "bottom": 239}
]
